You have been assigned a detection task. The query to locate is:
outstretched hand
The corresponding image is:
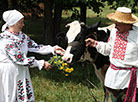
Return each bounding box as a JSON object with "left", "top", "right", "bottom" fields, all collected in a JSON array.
[
  {"left": 43, "top": 61, "right": 52, "bottom": 71},
  {"left": 85, "top": 38, "right": 96, "bottom": 47},
  {"left": 54, "top": 45, "right": 65, "bottom": 56}
]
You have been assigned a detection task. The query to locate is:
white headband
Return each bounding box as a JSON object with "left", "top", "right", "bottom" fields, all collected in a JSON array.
[
  {"left": 2, "top": 9, "right": 24, "bottom": 32},
  {"left": 117, "top": 7, "right": 131, "bottom": 13}
]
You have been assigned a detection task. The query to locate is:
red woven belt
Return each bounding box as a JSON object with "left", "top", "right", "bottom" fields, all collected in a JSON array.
[{"left": 110, "top": 63, "right": 137, "bottom": 102}]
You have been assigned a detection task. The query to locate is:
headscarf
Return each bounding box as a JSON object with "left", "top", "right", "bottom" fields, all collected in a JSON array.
[{"left": 2, "top": 9, "right": 24, "bottom": 32}]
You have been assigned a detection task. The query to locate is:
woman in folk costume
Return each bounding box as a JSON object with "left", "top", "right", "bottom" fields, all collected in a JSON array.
[
  {"left": 0, "top": 10, "right": 65, "bottom": 102},
  {"left": 86, "top": 7, "right": 138, "bottom": 102}
]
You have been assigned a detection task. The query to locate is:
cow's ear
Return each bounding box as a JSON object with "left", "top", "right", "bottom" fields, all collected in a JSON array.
[
  {"left": 90, "top": 21, "right": 101, "bottom": 31},
  {"left": 92, "top": 21, "right": 101, "bottom": 28},
  {"left": 107, "top": 29, "right": 110, "bottom": 37},
  {"left": 56, "top": 32, "right": 66, "bottom": 39},
  {"left": 56, "top": 32, "right": 67, "bottom": 43},
  {"left": 80, "top": 22, "right": 86, "bottom": 28}
]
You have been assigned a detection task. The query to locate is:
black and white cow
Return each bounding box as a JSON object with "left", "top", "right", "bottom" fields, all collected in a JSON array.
[{"left": 57, "top": 20, "right": 111, "bottom": 84}]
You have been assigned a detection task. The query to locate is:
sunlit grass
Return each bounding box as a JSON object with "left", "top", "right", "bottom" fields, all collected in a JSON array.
[
  {"left": 0, "top": 4, "right": 138, "bottom": 101},
  {"left": 22, "top": 6, "right": 116, "bottom": 102},
  {"left": 30, "top": 62, "right": 104, "bottom": 102}
]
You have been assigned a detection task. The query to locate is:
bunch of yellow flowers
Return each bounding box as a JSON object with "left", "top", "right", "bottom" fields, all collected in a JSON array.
[{"left": 48, "top": 55, "right": 74, "bottom": 76}]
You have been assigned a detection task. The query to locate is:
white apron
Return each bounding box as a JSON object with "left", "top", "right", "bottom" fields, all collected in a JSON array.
[{"left": 0, "top": 30, "right": 55, "bottom": 102}]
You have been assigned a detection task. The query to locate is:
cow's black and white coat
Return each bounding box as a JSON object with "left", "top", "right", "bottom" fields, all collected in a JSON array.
[{"left": 57, "top": 20, "right": 111, "bottom": 83}]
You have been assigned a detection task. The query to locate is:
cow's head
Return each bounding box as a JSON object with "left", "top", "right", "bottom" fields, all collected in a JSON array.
[{"left": 61, "top": 20, "right": 104, "bottom": 63}]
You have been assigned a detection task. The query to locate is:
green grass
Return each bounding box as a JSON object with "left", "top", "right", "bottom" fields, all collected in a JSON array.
[
  {"left": 13, "top": 6, "right": 119, "bottom": 102},
  {"left": 0, "top": 4, "right": 138, "bottom": 102},
  {"left": 19, "top": 5, "right": 138, "bottom": 101},
  {"left": 30, "top": 62, "right": 104, "bottom": 102},
  {"left": 24, "top": 6, "right": 111, "bottom": 102},
  {"left": 86, "top": 6, "right": 114, "bottom": 26}
]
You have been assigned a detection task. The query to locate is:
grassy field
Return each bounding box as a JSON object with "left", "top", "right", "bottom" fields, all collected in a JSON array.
[
  {"left": 22, "top": 6, "right": 115, "bottom": 102},
  {"left": 0, "top": 4, "right": 137, "bottom": 102},
  {"left": 30, "top": 62, "right": 104, "bottom": 102}
]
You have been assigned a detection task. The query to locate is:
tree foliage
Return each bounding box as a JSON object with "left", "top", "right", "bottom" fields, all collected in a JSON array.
[
  {"left": 106, "top": 0, "right": 138, "bottom": 12},
  {"left": 18, "top": 0, "right": 43, "bottom": 18},
  {"left": 1, "top": 0, "right": 138, "bottom": 44}
]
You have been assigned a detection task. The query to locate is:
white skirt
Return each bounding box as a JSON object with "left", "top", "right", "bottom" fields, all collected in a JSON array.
[{"left": 0, "top": 62, "right": 35, "bottom": 102}]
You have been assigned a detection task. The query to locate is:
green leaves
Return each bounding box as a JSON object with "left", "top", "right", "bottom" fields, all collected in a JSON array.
[{"left": 48, "top": 55, "right": 74, "bottom": 76}]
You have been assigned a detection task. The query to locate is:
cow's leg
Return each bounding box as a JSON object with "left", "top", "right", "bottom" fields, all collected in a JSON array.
[
  {"left": 93, "top": 64, "right": 104, "bottom": 84},
  {"left": 100, "top": 64, "right": 109, "bottom": 82},
  {"left": 93, "top": 64, "right": 109, "bottom": 84}
]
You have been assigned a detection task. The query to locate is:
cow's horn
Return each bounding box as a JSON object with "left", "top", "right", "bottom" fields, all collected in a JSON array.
[
  {"left": 80, "top": 22, "right": 85, "bottom": 25},
  {"left": 65, "top": 24, "right": 70, "bottom": 27}
]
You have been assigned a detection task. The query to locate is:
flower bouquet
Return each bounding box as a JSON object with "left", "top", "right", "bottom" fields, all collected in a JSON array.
[{"left": 48, "top": 55, "right": 74, "bottom": 76}]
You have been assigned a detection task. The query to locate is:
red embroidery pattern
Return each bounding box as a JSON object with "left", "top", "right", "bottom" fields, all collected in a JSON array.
[
  {"left": 17, "top": 79, "right": 33, "bottom": 101},
  {"left": 112, "top": 31, "right": 129, "bottom": 60},
  {"left": 17, "top": 80, "right": 25, "bottom": 101}
]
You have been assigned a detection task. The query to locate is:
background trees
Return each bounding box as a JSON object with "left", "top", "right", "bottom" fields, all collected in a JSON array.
[{"left": 0, "top": 0, "right": 138, "bottom": 45}]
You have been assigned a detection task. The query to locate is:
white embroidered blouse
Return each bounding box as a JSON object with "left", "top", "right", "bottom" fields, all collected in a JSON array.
[
  {"left": 0, "top": 30, "right": 55, "bottom": 70},
  {"left": 96, "top": 25, "right": 138, "bottom": 89}
]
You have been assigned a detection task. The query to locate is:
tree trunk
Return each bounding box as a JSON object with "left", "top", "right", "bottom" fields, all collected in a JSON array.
[
  {"left": 53, "top": 3, "right": 63, "bottom": 44},
  {"left": 0, "top": 0, "right": 8, "bottom": 27},
  {"left": 43, "top": 0, "right": 54, "bottom": 45},
  {"left": 80, "top": 3, "right": 86, "bottom": 24}
]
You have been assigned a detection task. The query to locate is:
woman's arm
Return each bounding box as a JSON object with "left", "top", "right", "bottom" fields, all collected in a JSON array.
[
  {"left": 5, "top": 40, "right": 44, "bottom": 70},
  {"left": 27, "top": 36, "right": 65, "bottom": 55}
]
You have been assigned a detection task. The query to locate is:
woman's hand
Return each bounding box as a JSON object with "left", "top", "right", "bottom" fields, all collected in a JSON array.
[
  {"left": 85, "top": 38, "right": 97, "bottom": 47},
  {"left": 54, "top": 45, "right": 65, "bottom": 56},
  {"left": 43, "top": 61, "right": 52, "bottom": 71}
]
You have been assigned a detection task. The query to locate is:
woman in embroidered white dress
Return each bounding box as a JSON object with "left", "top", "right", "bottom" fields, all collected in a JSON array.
[
  {"left": 0, "top": 10, "right": 65, "bottom": 102},
  {"left": 86, "top": 7, "right": 138, "bottom": 102}
]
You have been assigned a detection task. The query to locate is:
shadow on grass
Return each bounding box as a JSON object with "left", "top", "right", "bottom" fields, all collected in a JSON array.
[{"left": 30, "top": 60, "right": 101, "bottom": 89}]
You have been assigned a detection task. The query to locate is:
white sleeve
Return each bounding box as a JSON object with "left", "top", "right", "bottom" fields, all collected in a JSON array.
[
  {"left": 96, "top": 41, "right": 111, "bottom": 56},
  {"left": 4, "top": 40, "right": 45, "bottom": 69},
  {"left": 95, "top": 29, "right": 115, "bottom": 56},
  {"left": 27, "top": 36, "right": 55, "bottom": 55}
]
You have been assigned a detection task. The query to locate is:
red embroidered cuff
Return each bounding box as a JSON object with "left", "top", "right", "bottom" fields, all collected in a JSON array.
[{"left": 93, "top": 41, "right": 98, "bottom": 47}]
